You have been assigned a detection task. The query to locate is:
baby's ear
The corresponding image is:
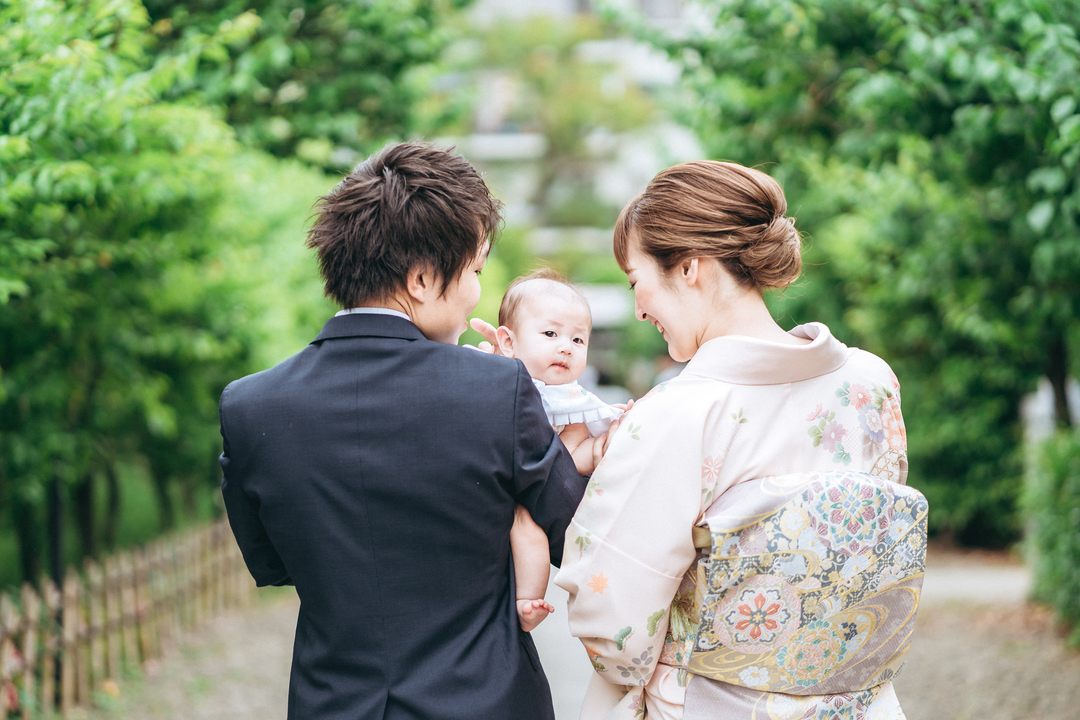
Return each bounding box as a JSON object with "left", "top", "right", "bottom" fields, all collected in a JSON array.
[{"left": 496, "top": 326, "right": 516, "bottom": 358}]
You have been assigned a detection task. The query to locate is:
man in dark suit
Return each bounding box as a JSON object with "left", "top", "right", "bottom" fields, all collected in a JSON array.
[{"left": 219, "top": 143, "right": 588, "bottom": 719}]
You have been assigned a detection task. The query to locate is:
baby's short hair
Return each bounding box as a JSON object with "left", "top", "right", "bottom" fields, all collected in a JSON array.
[{"left": 498, "top": 269, "right": 591, "bottom": 329}]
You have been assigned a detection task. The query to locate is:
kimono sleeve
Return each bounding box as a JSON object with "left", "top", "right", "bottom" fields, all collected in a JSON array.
[{"left": 554, "top": 388, "right": 706, "bottom": 695}]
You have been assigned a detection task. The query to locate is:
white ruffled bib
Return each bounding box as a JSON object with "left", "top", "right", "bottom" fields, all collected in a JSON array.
[{"left": 532, "top": 379, "right": 623, "bottom": 437}]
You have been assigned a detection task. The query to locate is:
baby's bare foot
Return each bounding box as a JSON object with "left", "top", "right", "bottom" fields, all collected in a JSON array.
[{"left": 517, "top": 598, "right": 554, "bottom": 632}]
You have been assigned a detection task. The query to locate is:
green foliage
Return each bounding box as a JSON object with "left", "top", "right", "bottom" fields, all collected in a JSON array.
[
  {"left": 0, "top": 0, "right": 334, "bottom": 586},
  {"left": 144, "top": 0, "right": 469, "bottom": 169},
  {"left": 637, "top": 0, "right": 1080, "bottom": 545},
  {"left": 1024, "top": 431, "right": 1080, "bottom": 644}
]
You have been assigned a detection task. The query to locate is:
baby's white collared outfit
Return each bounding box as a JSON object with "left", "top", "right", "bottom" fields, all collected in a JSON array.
[{"left": 532, "top": 379, "right": 622, "bottom": 436}]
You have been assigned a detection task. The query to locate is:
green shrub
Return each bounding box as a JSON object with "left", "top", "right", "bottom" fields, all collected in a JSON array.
[{"left": 1023, "top": 431, "right": 1080, "bottom": 645}]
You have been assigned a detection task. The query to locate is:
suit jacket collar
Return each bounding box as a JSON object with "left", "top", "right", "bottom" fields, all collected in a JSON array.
[{"left": 311, "top": 313, "right": 427, "bottom": 344}]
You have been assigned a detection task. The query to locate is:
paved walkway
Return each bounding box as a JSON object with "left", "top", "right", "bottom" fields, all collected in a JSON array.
[{"left": 90, "top": 548, "right": 1080, "bottom": 720}]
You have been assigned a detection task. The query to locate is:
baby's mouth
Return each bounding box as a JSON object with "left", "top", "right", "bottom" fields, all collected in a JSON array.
[{"left": 552, "top": 362, "right": 569, "bottom": 370}]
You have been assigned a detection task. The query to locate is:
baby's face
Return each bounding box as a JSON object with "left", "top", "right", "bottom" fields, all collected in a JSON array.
[{"left": 511, "top": 294, "right": 591, "bottom": 385}]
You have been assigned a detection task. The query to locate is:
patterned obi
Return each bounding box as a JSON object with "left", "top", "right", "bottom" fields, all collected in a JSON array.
[{"left": 662, "top": 471, "right": 928, "bottom": 715}]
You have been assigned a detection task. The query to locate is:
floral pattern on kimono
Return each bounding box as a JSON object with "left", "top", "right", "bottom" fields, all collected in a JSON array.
[{"left": 556, "top": 323, "right": 919, "bottom": 720}]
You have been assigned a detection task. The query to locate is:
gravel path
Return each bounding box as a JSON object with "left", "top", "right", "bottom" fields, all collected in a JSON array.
[{"left": 90, "top": 548, "right": 1080, "bottom": 720}]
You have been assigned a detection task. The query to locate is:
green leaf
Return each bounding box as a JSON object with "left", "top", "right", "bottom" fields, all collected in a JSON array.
[
  {"left": 647, "top": 609, "right": 666, "bottom": 636},
  {"left": 1027, "top": 200, "right": 1055, "bottom": 233}
]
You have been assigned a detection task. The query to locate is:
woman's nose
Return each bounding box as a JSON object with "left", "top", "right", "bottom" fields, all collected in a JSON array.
[{"left": 635, "top": 303, "right": 647, "bottom": 321}]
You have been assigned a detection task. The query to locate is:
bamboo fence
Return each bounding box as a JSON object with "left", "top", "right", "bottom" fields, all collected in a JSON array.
[{"left": 0, "top": 520, "right": 255, "bottom": 718}]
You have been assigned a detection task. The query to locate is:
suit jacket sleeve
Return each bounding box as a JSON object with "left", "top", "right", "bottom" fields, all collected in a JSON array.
[
  {"left": 511, "top": 361, "right": 588, "bottom": 568},
  {"left": 219, "top": 383, "right": 292, "bottom": 587}
]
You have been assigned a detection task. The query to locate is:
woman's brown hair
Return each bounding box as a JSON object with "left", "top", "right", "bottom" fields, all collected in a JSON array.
[{"left": 613, "top": 161, "right": 801, "bottom": 290}]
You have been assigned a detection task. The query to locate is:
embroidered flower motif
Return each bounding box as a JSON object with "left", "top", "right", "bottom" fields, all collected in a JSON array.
[
  {"left": 848, "top": 384, "right": 872, "bottom": 409},
  {"left": 766, "top": 693, "right": 806, "bottom": 720},
  {"left": 588, "top": 573, "right": 610, "bottom": 594},
  {"left": 585, "top": 644, "right": 605, "bottom": 670},
  {"left": 737, "top": 523, "right": 769, "bottom": 555},
  {"left": 806, "top": 404, "right": 824, "bottom": 422},
  {"left": 776, "top": 620, "right": 848, "bottom": 687},
  {"left": 881, "top": 395, "right": 907, "bottom": 452},
  {"left": 872, "top": 563, "right": 906, "bottom": 591},
  {"left": 814, "top": 692, "right": 862, "bottom": 719},
  {"left": 812, "top": 476, "right": 891, "bottom": 555},
  {"left": 714, "top": 575, "right": 801, "bottom": 653},
  {"left": 779, "top": 507, "right": 810, "bottom": 539},
  {"left": 841, "top": 554, "right": 871, "bottom": 579},
  {"left": 616, "top": 647, "right": 654, "bottom": 683},
  {"left": 858, "top": 405, "right": 885, "bottom": 444},
  {"left": 739, "top": 666, "right": 771, "bottom": 687},
  {"left": 701, "top": 455, "right": 722, "bottom": 482},
  {"left": 821, "top": 422, "right": 847, "bottom": 453}
]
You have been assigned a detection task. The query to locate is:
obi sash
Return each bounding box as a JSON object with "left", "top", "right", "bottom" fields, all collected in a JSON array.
[{"left": 669, "top": 471, "right": 928, "bottom": 701}]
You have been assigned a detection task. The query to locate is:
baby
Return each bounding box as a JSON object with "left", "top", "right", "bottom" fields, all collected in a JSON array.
[{"left": 486, "top": 270, "right": 623, "bottom": 631}]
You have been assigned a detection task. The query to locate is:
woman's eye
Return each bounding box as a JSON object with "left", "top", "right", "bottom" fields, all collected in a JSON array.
[{"left": 628, "top": 282, "right": 636, "bottom": 290}]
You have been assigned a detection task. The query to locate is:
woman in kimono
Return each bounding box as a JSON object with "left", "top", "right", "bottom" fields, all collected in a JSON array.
[{"left": 554, "top": 161, "right": 926, "bottom": 720}]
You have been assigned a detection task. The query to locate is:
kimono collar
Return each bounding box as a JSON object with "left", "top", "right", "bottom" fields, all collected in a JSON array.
[{"left": 681, "top": 322, "right": 849, "bottom": 385}]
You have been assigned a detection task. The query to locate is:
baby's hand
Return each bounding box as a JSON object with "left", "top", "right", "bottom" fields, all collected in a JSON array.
[
  {"left": 468, "top": 317, "right": 501, "bottom": 355},
  {"left": 517, "top": 598, "right": 554, "bottom": 632}
]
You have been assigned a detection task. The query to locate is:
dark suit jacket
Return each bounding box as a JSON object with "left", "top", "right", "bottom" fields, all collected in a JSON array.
[{"left": 219, "top": 313, "right": 586, "bottom": 720}]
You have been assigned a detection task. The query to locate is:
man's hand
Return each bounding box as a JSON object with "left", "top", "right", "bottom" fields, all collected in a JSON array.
[{"left": 468, "top": 317, "right": 502, "bottom": 355}]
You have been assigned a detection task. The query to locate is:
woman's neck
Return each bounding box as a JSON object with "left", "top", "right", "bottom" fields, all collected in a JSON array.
[{"left": 697, "top": 287, "right": 809, "bottom": 347}]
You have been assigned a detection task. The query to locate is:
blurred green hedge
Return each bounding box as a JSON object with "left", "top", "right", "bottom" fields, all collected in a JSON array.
[{"left": 1024, "top": 431, "right": 1080, "bottom": 645}]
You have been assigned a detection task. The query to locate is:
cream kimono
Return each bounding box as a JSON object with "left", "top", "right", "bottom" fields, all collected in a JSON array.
[{"left": 555, "top": 323, "right": 925, "bottom": 720}]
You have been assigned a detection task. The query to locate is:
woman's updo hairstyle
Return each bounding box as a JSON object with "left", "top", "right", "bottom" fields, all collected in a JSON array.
[{"left": 613, "top": 160, "right": 802, "bottom": 290}]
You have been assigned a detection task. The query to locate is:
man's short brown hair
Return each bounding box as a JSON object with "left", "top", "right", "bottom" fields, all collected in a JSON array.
[{"left": 306, "top": 142, "right": 503, "bottom": 307}]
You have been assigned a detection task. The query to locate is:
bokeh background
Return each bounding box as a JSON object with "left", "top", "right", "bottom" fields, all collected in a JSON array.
[{"left": 3, "top": 0, "right": 1080, "bottom": 677}]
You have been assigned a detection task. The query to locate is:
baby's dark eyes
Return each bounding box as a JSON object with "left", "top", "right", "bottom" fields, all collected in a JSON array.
[
  {"left": 544, "top": 330, "right": 556, "bottom": 337},
  {"left": 573, "top": 337, "right": 585, "bottom": 345}
]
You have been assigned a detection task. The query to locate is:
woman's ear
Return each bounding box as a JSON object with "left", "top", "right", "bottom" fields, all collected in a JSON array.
[
  {"left": 496, "top": 326, "right": 516, "bottom": 358},
  {"left": 682, "top": 257, "right": 700, "bottom": 286}
]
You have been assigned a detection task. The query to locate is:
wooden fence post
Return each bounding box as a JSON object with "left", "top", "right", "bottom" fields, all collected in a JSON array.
[
  {"left": 60, "top": 570, "right": 78, "bottom": 716},
  {"left": 118, "top": 554, "right": 139, "bottom": 670},
  {"left": 161, "top": 539, "right": 182, "bottom": 649},
  {"left": 1, "top": 592, "right": 16, "bottom": 717},
  {"left": 75, "top": 570, "right": 90, "bottom": 707},
  {"left": 104, "top": 557, "right": 121, "bottom": 683},
  {"left": 86, "top": 561, "right": 106, "bottom": 694},
  {"left": 20, "top": 584, "right": 39, "bottom": 720},
  {"left": 147, "top": 542, "right": 171, "bottom": 658},
  {"left": 134, "top": 549, "right": 156, "bottom": 664},
  {"left": 38, "top": 579, "right": 60, "bottom": 716}
]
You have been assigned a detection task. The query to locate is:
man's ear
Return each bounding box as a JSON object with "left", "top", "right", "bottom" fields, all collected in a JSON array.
[
  {"left": 496, "top": 326, "right": 516, "bottom": 358},
  {"left": 405, "top": 266, "right": 434, "bottom": 304}
]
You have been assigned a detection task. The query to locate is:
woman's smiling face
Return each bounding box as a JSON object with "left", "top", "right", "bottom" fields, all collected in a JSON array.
[{"left": 624, "top": 239, "right": 698, "bottom": 363}]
